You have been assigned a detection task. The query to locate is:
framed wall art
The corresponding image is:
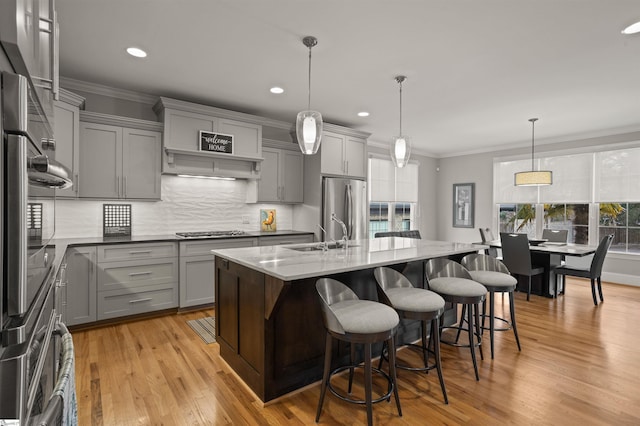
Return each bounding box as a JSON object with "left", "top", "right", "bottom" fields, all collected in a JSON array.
[{"left": 453, "top": 183, "right": 475, "bottom": 228}]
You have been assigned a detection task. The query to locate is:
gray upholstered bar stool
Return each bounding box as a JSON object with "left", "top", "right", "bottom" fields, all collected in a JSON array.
[
  {"left": 425, "top": 258, "right": 487, "bottom": 381},
  {"left": 461, "top": 253, "right": 521, "bottom": 359},
  {"left": 373, "top": 267, "right": 448, "bottom": 404},
  {"left": 315, "top": 278, "right": 402, "bottom": 426}
]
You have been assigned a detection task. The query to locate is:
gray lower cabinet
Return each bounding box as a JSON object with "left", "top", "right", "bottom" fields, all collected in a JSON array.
[
  {"left": 96, "top": 242, "right": 178, "bottom": 320},
  {"left": 179, "top": 238, "right": 258, "bottom": 308},
  {"left": 65, "top": 246, "right": 97, "bottom": 326}
]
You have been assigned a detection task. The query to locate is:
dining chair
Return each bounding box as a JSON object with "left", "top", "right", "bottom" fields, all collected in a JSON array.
[
  {"left": 542, "top": 229, "right": 568, "bottom": 243},
  {"left": 554, "top": 234, "right": 614, "bottom": 305},
  {"left": 499, "top": 233, "right": 545, "bottom": 301},
  {"left": 541, "top": 229, "right": 568, "bottom": 291},
  {"left": 479, "top": 228, "right": 499, "bottom": 258}
]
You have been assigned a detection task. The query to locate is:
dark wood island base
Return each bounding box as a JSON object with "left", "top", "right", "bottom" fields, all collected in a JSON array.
[{"left": 215, "top": 257, "right": 456, "bottom": 402}]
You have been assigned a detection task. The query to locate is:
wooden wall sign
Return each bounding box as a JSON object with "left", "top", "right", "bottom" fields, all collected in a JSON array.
[{"left": 199, "top": 130, "right": 234, "bottom": 154}]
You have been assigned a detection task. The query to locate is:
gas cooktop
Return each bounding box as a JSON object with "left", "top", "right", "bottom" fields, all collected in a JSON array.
[{"left": 175, "top": 230, "right": 248, "bottom": 239}]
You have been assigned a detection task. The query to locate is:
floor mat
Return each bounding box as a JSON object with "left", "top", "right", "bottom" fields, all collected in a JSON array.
[{"left": 186, "top": 317, "right": 216, "bottom": 344}]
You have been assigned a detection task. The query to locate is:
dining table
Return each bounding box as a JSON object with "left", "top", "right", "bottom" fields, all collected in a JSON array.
[{"left": 483, "top": 240, "right": 598, "bottom": 297}]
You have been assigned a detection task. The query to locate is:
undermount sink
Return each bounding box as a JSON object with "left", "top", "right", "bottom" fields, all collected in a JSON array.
[{"left": 289, "top": 243, "right": 358, "bottom": 252}]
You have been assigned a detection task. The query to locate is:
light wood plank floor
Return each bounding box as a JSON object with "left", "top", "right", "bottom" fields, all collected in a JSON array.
[{"left": 72, "top": 278, "right": 640, "bottom": 425}]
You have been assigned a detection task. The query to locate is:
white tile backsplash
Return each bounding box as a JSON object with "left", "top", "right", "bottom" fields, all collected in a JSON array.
[{"left": 55, "top": 175, "right": 292, "bottom": 238}]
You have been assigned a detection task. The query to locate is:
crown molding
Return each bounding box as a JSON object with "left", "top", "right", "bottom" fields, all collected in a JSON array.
[
  {"left": 154, "top": 96, "right": 298, "bottom": 131},
  {"left": 60, "top": 76, "right": 159, "bottom": 105},
  {"left": 79, "top": 110, "right": 163, "bottom": 132},
  {"left": 58, "top": 88, "right": 86, "bottom": 109}
]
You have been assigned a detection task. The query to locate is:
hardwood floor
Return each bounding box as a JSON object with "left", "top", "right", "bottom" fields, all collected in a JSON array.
[{"left": 72, "top": 278, "right": 640, "bottom": 425}]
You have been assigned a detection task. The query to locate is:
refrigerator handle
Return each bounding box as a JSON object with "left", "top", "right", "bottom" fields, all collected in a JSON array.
[{"left": 345, "top": 184, "right": 353, "bottom": 239}]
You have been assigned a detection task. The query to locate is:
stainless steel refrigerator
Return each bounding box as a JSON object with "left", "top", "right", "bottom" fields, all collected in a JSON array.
[{"left": 322, "top": 177, "right": 367, "bottom": 242}]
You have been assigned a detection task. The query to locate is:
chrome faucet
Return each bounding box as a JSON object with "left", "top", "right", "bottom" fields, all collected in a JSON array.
[
  {"left": 331, "top": 213, "right": 348, "bottom": 250},
  {"left": 317, "top": 224, "right": 331, "bottom": 252}
]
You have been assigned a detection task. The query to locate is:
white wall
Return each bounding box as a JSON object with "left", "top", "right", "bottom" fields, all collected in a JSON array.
[{"left": 55, "top": 175, "right": 293, "bottom": 238}]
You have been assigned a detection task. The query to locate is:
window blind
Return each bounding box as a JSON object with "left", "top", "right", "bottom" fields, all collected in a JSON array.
[
  {"left": 595, "top": 147, "right": 640, "bottom": 202},
  {"left": 539, "top": 153, "right": 592, "bottom": 203},
  {"left": 368, "top": 157, "right": 418, "bottom": 203},
  {"left": 493, "top": 159, "right": 537, "bottom": 203}
]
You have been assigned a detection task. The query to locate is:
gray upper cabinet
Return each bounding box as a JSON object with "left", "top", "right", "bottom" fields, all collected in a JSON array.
[
  {"left": 122, "top": 128, "right": 162, "bottom": 199},
  {"left": 320, "top": 130, "right": 367, "bottom": 178},
  {"left": 79, "top": 122, "right": 122, "bottom": 198},
  {"left": 154, "top": 97, "right": 263, "bottom": 179},
  {"left": 78, "top": 112, "right": 163, "bottom": 200},
  {"left": 53, "top": 89, "right": 85, "bottom": 198},
  {"left": 255, "top": 146, "right": 303, "bottom": 203}
]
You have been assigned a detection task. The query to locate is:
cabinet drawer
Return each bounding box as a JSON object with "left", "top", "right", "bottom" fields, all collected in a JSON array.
[
  {"left": 98, "top": 258, "right": 178, "bottom": 292},
  {"left": 97, "top": 284, "right": 178, "bottom": 320},
  {"left": 98, "top": 242, "right": 177, "bottom": 262},
  {"left": 179, "top": 238, "right": 257, "bottom": 257},
  {"left": 258, "top": 234, "right": 314, "bottom": 246}
]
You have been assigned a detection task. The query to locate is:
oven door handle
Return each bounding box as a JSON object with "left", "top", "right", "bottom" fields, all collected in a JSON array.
[
  {"left": 33, "top": 320, "right": 76, "bottom": 425},
  {"left": 26, "top": 310, "right": 58, "bottom": 415}
]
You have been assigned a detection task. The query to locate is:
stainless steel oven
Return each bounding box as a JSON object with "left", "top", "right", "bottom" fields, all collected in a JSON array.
[
  {"left": 2, "top": 71, "right": 70, "bottom": 320},
  {"left": 1, "top": 71, "right": 75, "bottom": 424}
]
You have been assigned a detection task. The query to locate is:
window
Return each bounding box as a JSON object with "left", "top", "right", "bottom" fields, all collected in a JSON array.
[
  {"left": 599, "top": 202, "right": 640, "bottom": 253},
  {"left": 369, "top": 202, "right": 390, "bottom": 237},
  {"left": 543, "top": 204, "right": 589, "bottom": 244},
  {"left": 498, "top": 203, "right": 536, "bottom": 237},
  {"left": 494, "top": 145, "right": 640, "bottom": 253},
  {"left": 368, "top": 157, "right": 418, "bottom": 238}
]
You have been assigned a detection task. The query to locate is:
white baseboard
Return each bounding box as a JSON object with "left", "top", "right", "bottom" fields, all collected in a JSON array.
[{"left": 602, "top": 272, "right": 640, "bottom": 287}]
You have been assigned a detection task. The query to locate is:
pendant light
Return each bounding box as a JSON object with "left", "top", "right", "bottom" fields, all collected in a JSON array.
[
  {"left": 391, "top": 75, "right": 411, "bottom": 168},
  {"left": 296, "top": 36, "right": 323, "bottom": 155},
  {"left": 514, "top": 118, "right": 553, "bottom": 186}
]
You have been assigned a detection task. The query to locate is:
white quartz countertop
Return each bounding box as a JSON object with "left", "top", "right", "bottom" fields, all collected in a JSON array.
[{"left": 212, "top": 238, "right": 486, "bottom": 281}]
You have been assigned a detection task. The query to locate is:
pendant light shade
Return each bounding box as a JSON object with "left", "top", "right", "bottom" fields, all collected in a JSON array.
[
  {"left": 391, "top": 76, "right": 411, "bottom": 168},
  {"left": 514, "top": 118, "right": 552, "bottom": 186},
  {"left": 296, "top": 36, "right": 323, "bottom": 155}
]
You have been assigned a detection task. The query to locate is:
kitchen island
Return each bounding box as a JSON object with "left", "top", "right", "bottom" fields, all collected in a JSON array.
[{"left": 212, "top": 237, "right": 484, "bottom": 402}]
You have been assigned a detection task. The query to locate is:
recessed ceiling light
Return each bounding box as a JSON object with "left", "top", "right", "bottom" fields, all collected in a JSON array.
[
  {"left": 126, "top": 47, "right": 147, "bottom": 58},
  {"left": 622, "top": 21, "right": 640, "bottom": 34},
  {"left": 357, "top": 111, "right": 370, "bottom": 117},
  {"left": 270, "top": 87, "right": 284, "bottom": 94}
]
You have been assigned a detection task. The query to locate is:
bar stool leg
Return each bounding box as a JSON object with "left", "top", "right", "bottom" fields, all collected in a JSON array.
[
  {"left": 466, "top": 303, "right": 480, "bottom": 381},
  {"left": 348, "top": 343, "right": 356, "bottom": 394},
  {"left": 509, "top": 292, "right": 521, "bottom": 351},
  {"left": 431, "top": 317, "right": 448, "bottom": 404},
  {"left": 489, "top": 292, "right": 495, "bottom": 359},
  {"left": 364, "top": 343, "right": 373, "bottom": 426},
  {"left": 421, "top": 320, "right": 429, "bottom": 368},
  {"left": 316, "top": 333, "right": 333, "bottom": 422},
  {"left": 474, "top": 303, "right": 484, "bottom": 361},
  {"left": 387, "top": 335, "right": 403, "bottom": 416},
  {"left": 455, "top": 304, "right": 466, "bottom": 343}
]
